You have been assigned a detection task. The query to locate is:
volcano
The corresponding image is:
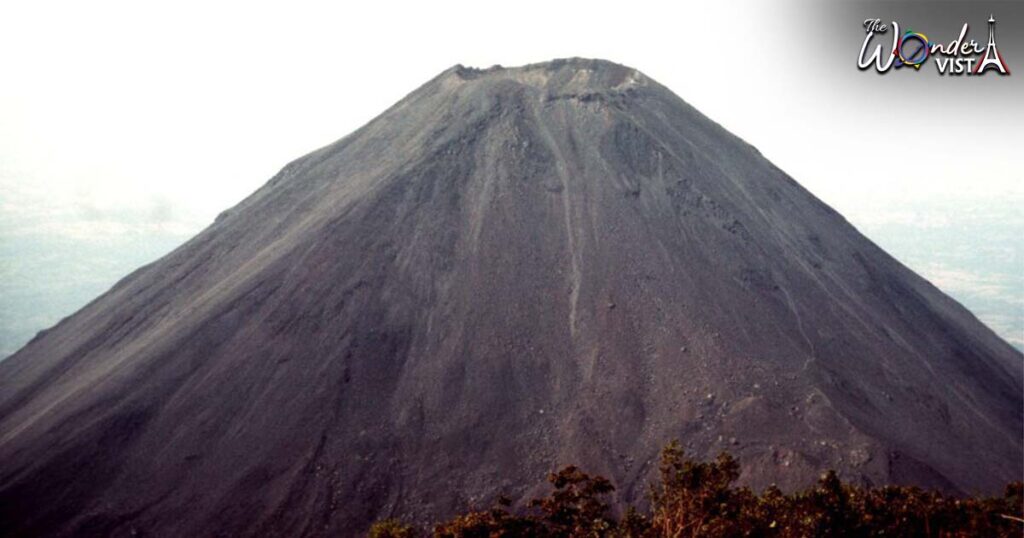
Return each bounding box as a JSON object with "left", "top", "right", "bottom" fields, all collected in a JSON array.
[{"left": 1, "top": 59, "right": 1020, "bottom": 536}]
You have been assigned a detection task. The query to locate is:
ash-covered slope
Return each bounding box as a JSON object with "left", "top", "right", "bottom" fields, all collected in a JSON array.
[{"left": 0, "top": 58, "right": 1020, "bottom": 536}]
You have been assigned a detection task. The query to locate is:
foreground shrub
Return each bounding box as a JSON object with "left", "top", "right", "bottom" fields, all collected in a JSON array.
[
  {"left": 372, "top": 442, "right": 1024, "bottom": 537},
  {"left": 368, "top": 518, "right": 417, "bottom": 538},
  {"left": 432, "top": 466, "right": 615, "bottom": 537}
]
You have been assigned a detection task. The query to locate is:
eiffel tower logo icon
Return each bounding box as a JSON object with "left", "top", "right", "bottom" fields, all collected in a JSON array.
[{"left": 973, "top": 14, "right": 1010, "bottom": 75}]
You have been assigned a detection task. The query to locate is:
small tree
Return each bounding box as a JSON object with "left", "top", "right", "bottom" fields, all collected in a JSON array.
[
  {"left": 530, "top": 465, "right": 617, "bottom": 536},
  {"left": 433, "top": 495, "right": 539, "bottom": 537},
  {"left": 648, "top": 440, "right": 749, "bottom": 536}
]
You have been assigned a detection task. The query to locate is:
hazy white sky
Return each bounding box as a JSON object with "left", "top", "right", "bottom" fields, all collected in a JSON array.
[
  {"left": 1, "top": 0, "right": 1021, "bottom": 354},
  {"left": 2, "top": 0, "right": 1020, "bottom": 231}
]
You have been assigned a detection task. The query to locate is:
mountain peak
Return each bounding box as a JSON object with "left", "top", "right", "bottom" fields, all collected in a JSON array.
[{"left": 447, "top": 57, "right": 651, "bottom": 98}]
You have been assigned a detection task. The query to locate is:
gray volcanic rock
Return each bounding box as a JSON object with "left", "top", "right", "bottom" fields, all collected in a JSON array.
[{"left": 0, "top": 58, "right": 1020, "bottom": 536}]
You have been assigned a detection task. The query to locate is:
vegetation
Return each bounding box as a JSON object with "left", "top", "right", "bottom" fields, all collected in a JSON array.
[{"left": 368, "top": 441, "right": 1023, "bottom": 537}]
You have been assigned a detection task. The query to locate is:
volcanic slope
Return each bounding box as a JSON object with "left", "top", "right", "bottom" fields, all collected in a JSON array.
[{"left": 1, "top": 59, "right": 1021, "bottom": 536}]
